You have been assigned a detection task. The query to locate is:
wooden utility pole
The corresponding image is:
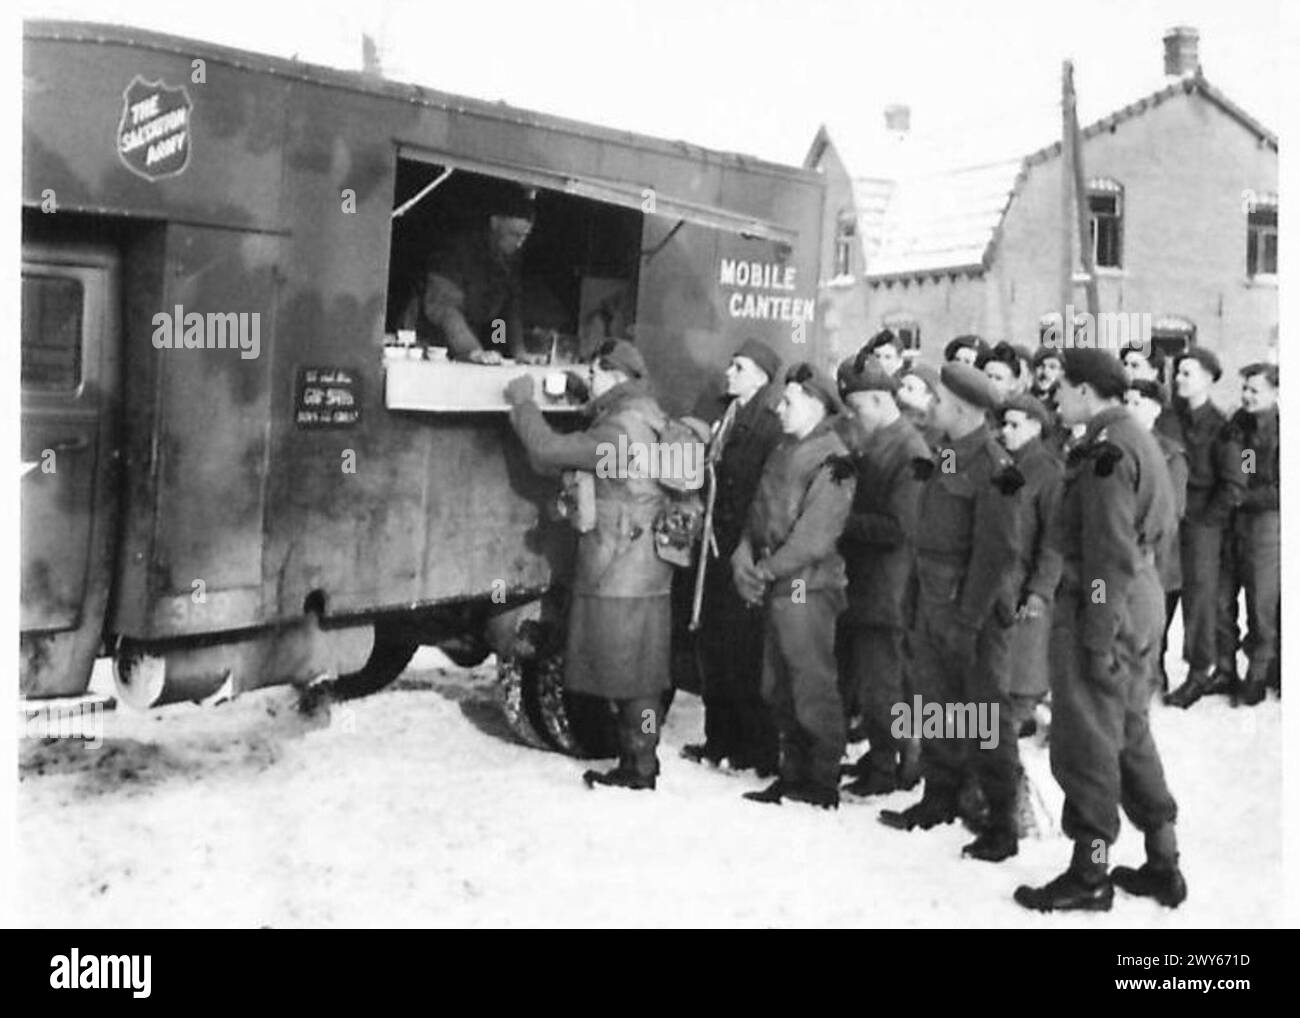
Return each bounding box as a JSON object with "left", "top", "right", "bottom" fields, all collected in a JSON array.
[{"left": 1061, "top": 60, "right": 1100, "bottom": 341}]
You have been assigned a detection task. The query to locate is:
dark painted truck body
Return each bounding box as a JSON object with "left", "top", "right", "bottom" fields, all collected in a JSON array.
[{"left": 20, "top": 20, "right": 827, "bottom": 715}]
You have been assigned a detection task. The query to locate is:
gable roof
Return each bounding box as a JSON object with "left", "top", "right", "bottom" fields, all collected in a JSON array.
[{"left": 812, "top": 71, "right": 1277, "bottom": 282}]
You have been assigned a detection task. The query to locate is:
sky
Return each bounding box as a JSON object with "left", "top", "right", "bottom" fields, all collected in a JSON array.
[{"left": 17, "top": 0, "right": 1291, "bottom": 167}]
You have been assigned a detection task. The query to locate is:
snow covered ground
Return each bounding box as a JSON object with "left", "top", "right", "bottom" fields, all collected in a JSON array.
[{"left": 15, "top": 646, "right": 1282, "bottom": 928}]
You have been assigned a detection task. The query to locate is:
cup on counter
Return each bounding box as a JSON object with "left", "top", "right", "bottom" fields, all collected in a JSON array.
[
  {"left": 543, "top": 372, "right": 568, "bottom": 398},
  {"left": 426, "top": 346, "right": 449, "bottom": 362}
]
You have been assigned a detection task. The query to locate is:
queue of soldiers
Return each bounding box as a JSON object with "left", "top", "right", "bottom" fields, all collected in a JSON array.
[{"left": 500, "top": 327, "right": 1279, "bottom": 913}]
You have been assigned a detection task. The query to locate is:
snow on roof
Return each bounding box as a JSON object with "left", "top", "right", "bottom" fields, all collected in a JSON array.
[
  {"left": 816, "top": 71, "right": 1276, "bottom": 281},
  {"left": 858, "top": 158, "right": 1025, "bottom": 279}
]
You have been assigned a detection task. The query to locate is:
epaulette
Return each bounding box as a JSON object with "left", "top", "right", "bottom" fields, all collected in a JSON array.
[
  {"left": 985, "top": 438, "right": 1025, "bottom": 495},
  {"left": 822, "top": 453, "right": 857, "bottom": 484},
  {"left": 910, "top": 456, "right": 937, "bottom": 480},
  {"left": 1067, "top": 436, "right": 1125, "bottom": 477}
]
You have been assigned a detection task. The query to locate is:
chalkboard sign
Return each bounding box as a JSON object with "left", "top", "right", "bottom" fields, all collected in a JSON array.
[{"left": 295, "top": 367, "right": 361, "bottom": 428}]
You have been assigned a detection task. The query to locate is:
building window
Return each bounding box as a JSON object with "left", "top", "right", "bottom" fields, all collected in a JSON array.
[
  {"left": 1247, "top": 196, "right": 1278, "bottom": 277},
  {"left": 1087, "top": 179, "right": 1123, "bottom": 269},
  {"left": 883, "top": 314, "right": 921, "bottom": 354},
  {"left": 833, "top": 212, "right": 856, "bottom": 278}
]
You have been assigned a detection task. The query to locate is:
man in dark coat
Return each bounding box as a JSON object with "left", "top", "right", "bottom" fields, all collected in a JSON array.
[
  {"left": 1216, "top": 363, "right": 1280, "bottom": 706},
  {"left": 1164, "top": 348, "right": 1246, "bottom": 707},
  {"left": 683, "top": 337, "right": 784, "bottom": 773},
  {"left": 735, "top": 364, "right": 856, "bottom": 809},
  {"left": 997, "top": 394, "right": 1064, "bottom": 734},
  {"left": 1124, "top": 379, "right": 1189, "bottom": 695},
  {"left": 403, "top": 187, "right": 543, "bottom": 364},
  {"left": 879, "top": 363, "right": 1025, "bottom": 863},
  {"left": 1016, "top": 349, "right": 1183, "bottom": 912},
  {"left": 836, "top": 360, "right": 929, "bottom": 796},
  {"left": 503, "top": 340, "right": 673, "bottom": 789}
]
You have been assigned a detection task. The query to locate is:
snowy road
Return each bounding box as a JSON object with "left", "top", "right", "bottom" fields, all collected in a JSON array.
[{"left": 17, "top": 653, "right": 1282, "bottom": 928}]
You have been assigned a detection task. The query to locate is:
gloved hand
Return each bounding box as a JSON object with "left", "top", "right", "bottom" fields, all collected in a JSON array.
[{"left": 504, "top": 374, "right": 536, "bottom": 407}]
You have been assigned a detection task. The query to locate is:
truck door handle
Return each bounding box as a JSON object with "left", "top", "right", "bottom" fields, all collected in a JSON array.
[{"left": 50, "top": 436, "right": 89, "bottom": 452}]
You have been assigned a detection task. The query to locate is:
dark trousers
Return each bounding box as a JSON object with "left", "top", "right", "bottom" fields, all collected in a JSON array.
[
  {"left": 615, "top": 697, "right": 660, "bottom": 778},
  {"left": 1049, "top": 568, "right": 1178, "bottom": 860},
  {"left": 1178, "top": 520, "right": 1224, "bottom": 671},
  {"left": 841, "top": 623, "right": 908, "bottom": 776},
  {"left": 1216, "top": 510, "right": 1281, "bottom": 684},
  {"left": 697, "top": 568, "right": 777, "bottom": 767},
  {"left": 762, "top": 589, "right": 847, "bottom": 792},
  {"left": 909, "top": 598, "right": 1020, "bottom": 829}
]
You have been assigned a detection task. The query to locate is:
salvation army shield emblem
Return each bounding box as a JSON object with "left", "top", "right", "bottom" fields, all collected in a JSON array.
[{"left": 116, "top": 76, "right": 193, "bottom": 180}]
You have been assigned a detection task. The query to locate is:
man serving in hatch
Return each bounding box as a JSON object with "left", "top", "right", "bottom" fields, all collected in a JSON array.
[{"left": 402, "top": 185, "right": 545, "bottom": 365}]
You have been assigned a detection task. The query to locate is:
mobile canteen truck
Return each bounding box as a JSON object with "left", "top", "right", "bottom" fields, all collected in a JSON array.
[{"left": 20, "top": 20, "right": 827, "bottom": 752}]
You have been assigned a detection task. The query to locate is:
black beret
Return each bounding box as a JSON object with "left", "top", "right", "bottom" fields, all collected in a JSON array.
[
  {"left": 1125, "top": 378, "right": 1167, "bottom": 406},
  {"left": 1000, "top": 393, "right": 1053, "bottom": 428},
  {"left": 1240, "top": 362, "right": 1279, "bottom": 387},
  {"left": 734, "top": 337, "right": 782, "bottom": 382},
  {"left": 786, "top": 361, "right": 843, "bottom": 414},
  {"left": 902, "top": 361, "right": 942, "bottom": 397},
  {"left": 840, "top": 359, "right": 900, "bottom": 397},
  {"left": 1175, "top": 347, "right": 1223, "bottom": 382},
  {"left": 944, "top": 334, "right": 989, "bottom": 362},
  {"left": 866, "top": 328, "right": 903, "bottom": 353},
  {"left": 978, "top": 341, "right": 1020, "bottom": 371},
  {"left": 1063, "top": 348, "right": 1127, "bottom": 398},
  {"left": 1031, "top": 345, "right": 1064, "bottom": 368},
  {"left": 940, "top": 361, "right": 1002, "bottom": 410}
]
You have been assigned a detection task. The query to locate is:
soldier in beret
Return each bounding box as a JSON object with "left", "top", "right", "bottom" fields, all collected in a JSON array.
[
  {"left": 944, "top": 334, "right": 989, "bottom": 367},
  {"left": 503, "top": 339, "right": 672, "bottom": 790},
  {"left": 736, "top": 364, "right": 856, "bottom": 809},
  {"left": 1216, "top": 363, "right": 1280, "bottom": 705},
  {"left": 683, "top": 337, "right": 784, "bottom": 773},
  {"left": 897, "top": 361, "right": 944, "bottom": 445},
  {"left": 1124, "top": 379, "right": 1189, "bottom": 694},
  {"left": 836, "top": 360, "right": 929, "bottom": 796},
  {"left": 865, "top": 328, "right": 906, "bottom": 378},
  {"left": 1164, "top": 348, "right": 1247, "bottom": 708},
  {"left": 997, "top": 394, "right": 1064, "bottom": 736},
  {"left": 1016, "top": 349, "right": 1183, "bottom": 912},
  {"left": 979, "top": 342, "right": 1025, "bottom": 404},
  {"left": 879, "top": 362, "right": 1025, "bottom": 862}
]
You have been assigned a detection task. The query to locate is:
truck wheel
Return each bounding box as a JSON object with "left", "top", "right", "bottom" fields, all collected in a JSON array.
[
  {"left": 497, "top": 653, "right": 619, "bottom": 759},
  {"left": 330, "top": 624, "right": 418, "bottom": 701}
]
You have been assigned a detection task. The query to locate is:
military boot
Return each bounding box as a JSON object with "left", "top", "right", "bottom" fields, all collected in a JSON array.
[
  {"left": 843, "top": 769, "right": 899, "bottom": 797},
  {"left": 896, "top": 738, "right": 923, "bottom": 791},
  {"left": 1110, "top": 864, "right": 1188, "bottom": 907},
  {"left": 962, "top": 827, "right": 1019, "bottom": 863},
  {"left": 1164, "top": 668, "right": 1214, "bottom": 709},
  {"left": 582, "top": 767, "right": 656, "bottom": 791},
  {"left": 742, "top": 779, "right": 787, "bottom": 805},
  {"left": 879, "top": 787, "right": 959, "bottom": 831},
  {"left": 1014, "top": 870, "right": 1113, "bottom": 912},
  {"left": 784, "top": 782, "right": 840, "bottom": 810}
]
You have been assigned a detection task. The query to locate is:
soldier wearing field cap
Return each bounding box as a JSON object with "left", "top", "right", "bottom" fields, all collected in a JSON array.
[
  {"left": 1164, "top": 347, "right": 1246, "bottom": 708},
  {"left": 836, "top": 360, "right": 929, "bottom": 796},
  {"left": 683, "top": 337, "right": 784, "bottom": 773},
  {"left": 1016, "top": 348, "right": 1183, "bottom": 912},
  {"left": 1124, "top": 378, "right": 1189, "bottom": 694},
  {"left": 878, "top": 362, "right": 1025, "bottom": 862},
  {"left": 735, "top": 363, "right": 856, "bottom": 809},
  {"left": 997, "top": 394, "right": 1064, "bottom": 736}
]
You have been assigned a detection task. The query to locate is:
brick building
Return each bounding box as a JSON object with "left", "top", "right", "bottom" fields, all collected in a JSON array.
[{"left": 806, "top": 27, "right": 1278, "bottom": 397}]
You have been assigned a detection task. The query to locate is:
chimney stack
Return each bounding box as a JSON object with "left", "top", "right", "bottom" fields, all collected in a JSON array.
[
  {"left": 1163, "top": 26, "right": 1200, "bottom": 78},
  {"left": 884, "top": 104, "right": 911, "bottom": 134}
]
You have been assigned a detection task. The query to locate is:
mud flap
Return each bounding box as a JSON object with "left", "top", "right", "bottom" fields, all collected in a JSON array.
[{"left": 496, "top": 654, "right": 619, "bottom": 759}]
